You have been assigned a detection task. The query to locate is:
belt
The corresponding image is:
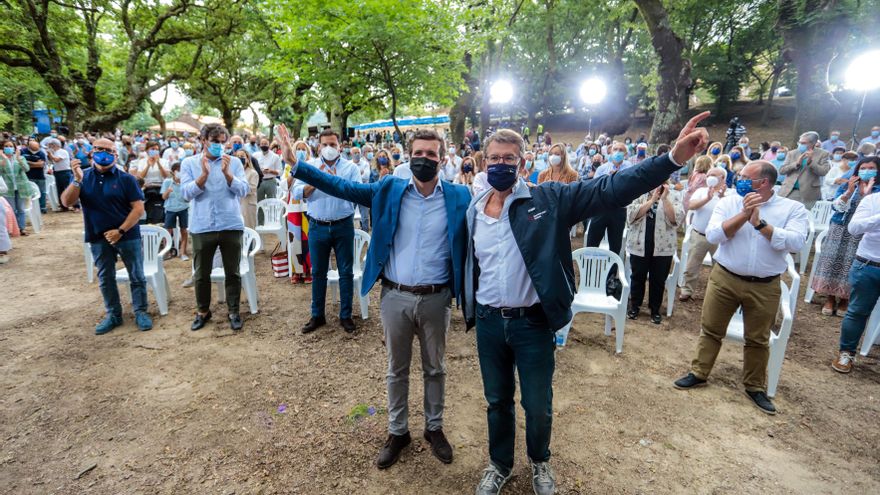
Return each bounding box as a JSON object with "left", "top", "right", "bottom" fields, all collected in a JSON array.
[
  {"left": 693, "top": 229, "right": 706, "bottom": 237},
  {"left": 306, "top": 214, "right": 353, "bottom": 226},
  {"left": 382, "top": 278, "right": 448, "bottom": 295},
  {"left": 481, "top": 303, "right": 544, "bottom": 319},
  {"left": 718, "top": 263, "right": 780, "bottom": 284},
  {"left": 856, "top": 255, "right": 880, "bottom": 268}
]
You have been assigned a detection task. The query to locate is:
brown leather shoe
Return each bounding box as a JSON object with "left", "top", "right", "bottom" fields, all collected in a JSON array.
[
  {"left": 678, "top": 293, "right": 692, "bottom": 302},
  {"left": 377, "top": 432, "right": 411, "bottom": 469},
  {"left": 424, "top": 428, "right": 453, "bottom": 464}
]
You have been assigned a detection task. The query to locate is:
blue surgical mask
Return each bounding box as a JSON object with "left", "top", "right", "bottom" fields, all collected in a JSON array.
[
  {"left": 2, "top": 147, "right": 13, "bottom": 155},
  {"left": 170, "top": 142, "right": 179, "bottom": 149},
  {"left": 859, "top": 169, "right": 878, "bottom": 181},
  {"left": 611, "top": 151, "right": 624, "bottom": 163},
  {"left": 735, "top": 178, "right": 754, "bottom": 197},
  {"left": 637, "top": 150, "right": 646, "bottom": 157},
  {"left": 525, "top": 160, "right": 533, "bottom": 169},
  {"left": 184, "top": 149, "right": 194, "bottom": 157},
  {"left": 872, "top": 130, "right": 879, "bottom": 138},
  {"left": 148, "top": 149, "right": 159, "bottom": 157},
  {"left": 730, "top": 152, "right": 741, "bottom": 161},
  {"left": 710, "top": 147, "right": 721, "bottom": 155},
  {"left": 366, "top": 152, "right": 374, "bottom": 160},
  {"left": 232, "top": 143, "right": 243, "bottom": 153},
  {"left": 830, "top": 135, "right": 839, "bottom": 142},
  {"left": 776, "top": 152, "right": 786, "bottom": 161},
  {"left": 848, "top": 160, "right": 857, "bottom": 168},
  {"left": 588, "top": 149, "right": 597, "bottom": 156},
  {"left": 797, "top": 144, "right": 808, "bottom": 153},
  {"left": 487, "top": 164, "right": 518, "bottom": 191},
  {"left": 295, "top": 150, "right": 307, "bottom": 161},
  {"left": 93, "top": 151, "right": 115, "bottom": 166},
  {"left": 207, "top": 142, "right": 224, "bottom": 157},
  {"left": 833, "top": 154, "right": 843, "bottom": 161},
  {"left": 392, "top": 153, "right": 401, "bottom": 160}
]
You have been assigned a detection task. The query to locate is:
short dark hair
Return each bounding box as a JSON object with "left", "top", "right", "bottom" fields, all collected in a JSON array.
[
  {"left": 656, "top": 144, "right": 670, "bottom": 155},
  {"left": 200, "top": 123, "right": 229, "bottom": 141},
  {"left": 145, "top": 140, "right": 160, "bottom": 150},
  {"left": 407, "top": 129, "right": 446, "bottom": 160},
  {"left": 755, "top": 160, "right": 778, "bottom": 185},
  {"left": 319, "top": 129, "right": 340, "bottom": 142}
]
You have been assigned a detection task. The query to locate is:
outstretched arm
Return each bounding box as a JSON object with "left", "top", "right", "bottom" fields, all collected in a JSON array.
[{"left": 291, "top": 159, "right": 378, "bottom": 208}]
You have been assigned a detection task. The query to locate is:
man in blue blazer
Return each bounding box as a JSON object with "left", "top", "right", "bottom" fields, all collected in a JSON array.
[{"left": 277, "top": 125, "right": 470, "bottom": 470}]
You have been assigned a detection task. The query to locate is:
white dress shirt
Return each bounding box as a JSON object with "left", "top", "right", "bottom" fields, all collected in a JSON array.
[
  {"left": 849, "top": 191, "right": 880, "bottom": 262},
  {"left": 392, "top": 162, "right": 412, "bottom": 180},
  {"left": 383, "top": 179, "right": 451, "bottom": 286},
  {"left": 162, "top": 147, "right": 185, "bottom": 164},
  {"left": 594, "top": 159, "right": 633, "bottom": 178},
  {"left": 473, "top": 182, "right": 540, "bottom": 308},
  {"left": 689, "top": 187, "right": 721, "bottom": 234},
  {"left": 352, "top": 157, "right": 371, "bottom": 183},
  {"left": 472, "top": 172, "right": 490, "bottom": 197},
  {"left": 706, "top": 193, "right": 809, "bottom": 277},
  {"left": 133, "top": 158, "right": 169, "bottom": 187},
  {"left": 254, "top": 150, "right": 283, "bottom": 177}
]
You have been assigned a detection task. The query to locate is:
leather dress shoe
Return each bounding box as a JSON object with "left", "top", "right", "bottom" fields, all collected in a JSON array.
[
  {"left": 377, "top": 432, "right": 411, "bottom": 469},
  {"left": 301, "top": 315, "right": 326, "bottom": 334},
  {"left": 191, "top": 311, "right": 212, "bottom": 331},
  {"left": 424, "top": 428, "right": 453, "bottom": 464},
  {"left": 340, "top": 317, "right": 356, "bottom": 334}
]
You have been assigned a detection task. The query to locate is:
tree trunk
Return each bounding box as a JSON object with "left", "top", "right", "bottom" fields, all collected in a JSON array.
[
  {"left": 339, "top": 111, "right": 351, "bottom": 140},
  {"left": 390, "top": 87, "right": 403, "bottom": 142},
  {"left": 761, "top": 54, "right": 785, "bottom": 126},
  {"left": 221, "top": 108, "right": 236, "bottom": 133},
  {"left": 601, "top": 57, "right": 632, "bottom": 136},
  {"left": 449, "top": 52, "right": 476, "bottom": 148},
  {"left": 779, "top": 0, "right": 846, "bottom": 141},
  {"left": 634, "top": 0, "right": 692, "bottom": 144}
]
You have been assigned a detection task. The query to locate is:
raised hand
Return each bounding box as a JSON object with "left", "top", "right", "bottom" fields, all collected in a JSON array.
[
  {"left": 221, "top": 153, "right": 231, "bottom": 174},
  {"left": 845, "top": 175, "right": 859, "bottom": 195},
  {"left": 742, "top": 192, "right": 763, "bottom": 215},
  {"left": 276, "top": 124, "right": 297, "bottom": 165},
  {"left": 861, "top": 177, "right": 875, "bottom": 197},
  {"left": 671, "top": 111, "right": 711, "bottom": 165},
  {"left": 72, "top": 162, "right": 84, "bottom": 182}
]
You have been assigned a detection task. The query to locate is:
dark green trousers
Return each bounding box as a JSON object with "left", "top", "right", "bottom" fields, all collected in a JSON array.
[{"left": 192, "top": 230, "right": 243, "bottom": 314}]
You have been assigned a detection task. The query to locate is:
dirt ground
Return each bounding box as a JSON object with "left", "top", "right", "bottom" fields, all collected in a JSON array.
[{"left": 1, "top": 211, "right": 879, "bottom": 495}]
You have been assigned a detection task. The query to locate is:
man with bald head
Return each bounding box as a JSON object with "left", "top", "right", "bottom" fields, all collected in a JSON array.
[
  {"left": 674, "top": 160, "right": 808, "bottom": 415},
  {"left": 61, "top": 138, "right": 152, "bottom": 335}
]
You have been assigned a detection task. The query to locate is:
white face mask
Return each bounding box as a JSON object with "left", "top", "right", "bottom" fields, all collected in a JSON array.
[
  {"left": 548, "top": 155, "right": 562, "bottom": 166},
  {"left": 321, "top": 145, "right": 339, "bottom": 162},
  {"left": 706, "top": 176, "right": 720, "bottom": 188}
]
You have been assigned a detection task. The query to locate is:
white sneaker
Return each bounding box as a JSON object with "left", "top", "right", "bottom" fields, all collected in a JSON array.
[
  {"left": 0, "top": 254, "right": 9, "bottom": 264},
  {"left": 475, "top": 464, "right": 512, "bottom": 495},
  {"left": 530, "top": 460, "right": 556, "bottom": 495},
  {"left": 180, "top": 254, "right": 190, "bottom": 261}
]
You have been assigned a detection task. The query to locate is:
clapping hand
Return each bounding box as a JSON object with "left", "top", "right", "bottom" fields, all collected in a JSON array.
[
  {"left": 200, "top": 154, "right": 210, "bottom": 177},
  {"left": 742, "top": 192, "right": 764, "bottom": 215}
]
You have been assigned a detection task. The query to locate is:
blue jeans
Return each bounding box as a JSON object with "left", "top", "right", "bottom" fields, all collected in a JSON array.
[
  {"left": 9, "top": 191, "right": 27, "bottom": 231},
  {"left": 91, "top": 238, "right": 148, "bottom": 318},
  {"left": 475, "top": 304, "right": 555, "bottom": 475},
  {"left": 308, "top": 216, "right": 354, "bottom": 319},
  {"left": 839, "top": 259, "right": 880, "bottom": 352},
  {"left": 358, "top": 204, "right": 370, "bottom": 231},
  {"left": 32, "top": 178, "right": 46, "bottom": 213}
]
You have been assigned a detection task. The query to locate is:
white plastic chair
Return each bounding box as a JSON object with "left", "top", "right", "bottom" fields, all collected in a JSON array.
[
  {"left": 45, "top": 174, "right": 61, "bottom": 212},
  {"left": 274, "top": 179, "right": 287, "bottom": 201},
  {"left": 810, "top": 200, "right": 834, "bottom": 233},
  {"left": 803, "top": 229, "right": 829, "bottom": 303},
  {"left": 256, "top": 198, "right": 287, "bottom": 252},
  {"left": 24, "top": 181, "right": 42, "bottom": 233},
  {"left": 328, "top": 229, "right": 371, "bottom": 320},
  {"left": 858, "top": 299, "right": 880, "bottom": 357},
  {"left": 722, "top": 254, "right": 800, "bottom": 397},
  {"left": 84, "top": 239, "right": 94, "bottom": 283},
  {"left": 212, "top": 227, "right": 262, "bottom": 314},
  {"left": 117, "top": 225, "right": 172, "bottom": 315},
  {"left": 555, "top": 248, "right": 630, "bottom": 353}
]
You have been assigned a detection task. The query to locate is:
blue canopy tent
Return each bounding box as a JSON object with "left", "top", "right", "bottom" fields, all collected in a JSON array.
[{"left": 353, "top": 115, "right": 449, "bottom": 131}]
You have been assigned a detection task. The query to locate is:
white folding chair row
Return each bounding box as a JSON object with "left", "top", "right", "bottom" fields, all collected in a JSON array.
[
  {"left": 328, "top": 229, "right": 371, "bottom": 320},
  {"left": 555, "top": 247, "right": 630, "bottom": 353},
  {"left": 212, "top": 227, "right": 261, "bottom": 314},
  {"left": 858, "top": 299, "right": 880, "bottom": 357},
  {"left": 45, "top": 174, "right": 61, "bottom": 212},
  {"left": 797, "top": 201, "right": 834, "bottom": 274},
  {"left": 256, "top": 198, "right": 287, "bottom": 252},
  {"left": 803, "top": 229, "right": 829, "bottom": 303},
  {"left": 116, "top": 225, "right": 172, "bottom": 315},
  {"left": 24, "top": 181, "right": 42, "bottom": 233},
  {"left": 722, "top": 254, "right": 800, "bottom": 397}
]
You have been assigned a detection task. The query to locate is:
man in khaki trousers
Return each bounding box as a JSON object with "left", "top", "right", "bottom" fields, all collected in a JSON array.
[{"left": 674, "top": 161, "right": 808, "bottom": 415}]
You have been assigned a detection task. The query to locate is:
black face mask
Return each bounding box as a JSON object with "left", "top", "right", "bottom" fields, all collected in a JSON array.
[
  {"left": 410, "top": 156, "right": 439, "bottom": 182},
  {"left": 260, "top": 145, "right": 270, "bottom": 152}
]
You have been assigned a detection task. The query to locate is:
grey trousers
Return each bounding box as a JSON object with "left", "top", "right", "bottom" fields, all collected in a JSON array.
[{"left": 380, "top": 286, "right": 451, "bottom": 435}]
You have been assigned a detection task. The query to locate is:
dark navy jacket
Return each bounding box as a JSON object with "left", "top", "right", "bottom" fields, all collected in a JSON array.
[
  {"left": 464, "top": 153, "right": 682, "bottom": 330},
  {"left": 292, "top": 160, "right": 471, "bottom": 300}
]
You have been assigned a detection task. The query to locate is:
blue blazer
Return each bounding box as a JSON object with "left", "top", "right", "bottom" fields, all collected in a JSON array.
[{"left": 292, "top": 160, "right": 471, "bottom": 300}]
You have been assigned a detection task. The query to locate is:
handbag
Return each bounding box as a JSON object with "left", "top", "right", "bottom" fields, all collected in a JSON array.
[{"left": 270, "top": 242, "right": 289, "bottom": 278}]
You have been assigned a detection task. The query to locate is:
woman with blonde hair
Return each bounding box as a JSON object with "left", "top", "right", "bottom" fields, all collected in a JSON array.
[
  {"left": 706, "top": 141, "right": 724, "bottom": 163},
  {"left": 729, "top": 145, "right": 749, "bottom": 173},
  {"left": 684, "top": 155, "right": 713, "bottom": 209},
  {"left": 286, "top": 140, "right": 313, "bottom": 284},
  {"left": 537, "top": 143, "right": 579, "bottom": 184},
  {"left": 716, "top": 154, "right": 735, "bottom": 188}
]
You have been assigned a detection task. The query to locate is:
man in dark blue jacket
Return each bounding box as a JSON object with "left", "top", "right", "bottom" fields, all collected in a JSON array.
[
  {"left": 468, "top": 113, "right": 710, "bottom": 495},
  {"left": 277, "top": 125, "right": 470, "bottom": 471}
]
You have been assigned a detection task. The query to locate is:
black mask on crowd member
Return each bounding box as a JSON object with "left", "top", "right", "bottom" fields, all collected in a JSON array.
[
  {"left": 260, "top": 145, "right": 270, "bottom": 152},
  {"left": 410, "top": 156, "right": 440, "bottom": 182}
]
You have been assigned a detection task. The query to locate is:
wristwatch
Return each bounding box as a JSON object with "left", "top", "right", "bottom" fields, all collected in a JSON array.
[
  {"left": 754, "top": 220, "right": 768, "bottom": 231},
  {"left": 72, "top": 180, "right": 82, "bottom": 188},
  {"left": 117, "top": 228, "right": 126, "bottom": 236}
]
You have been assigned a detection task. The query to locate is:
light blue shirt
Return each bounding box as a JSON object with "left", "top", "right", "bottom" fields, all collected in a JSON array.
[
  {"left": 860, "top": 135, "right": 880, "bottom": 147},
  {"left": 594, "top": 159, "right": 633, "bottom": 178},
  {"left": 383, "top": 179, "right": 451, "bottom": 286},
  {"left": 160, "top": 178, "right": 189, "bottom": 213},
  {"left": 292, "top": 158, "right": 360, "bottom": 221},
  {"left": 821, "top": 138, "right": 843, "bottom": 152},
  {"left": 180, "top": 153, "right": 249, "bottom": 234}
]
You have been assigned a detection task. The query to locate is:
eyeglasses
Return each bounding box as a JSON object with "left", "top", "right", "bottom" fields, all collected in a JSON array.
[
  {"left": 93, "top": 147, "right": 113, "bottom": 153},
  {"left": 486, "top": 154, "right": 520, "bottom": 165},
  {"left": 735, "top": 175, "right": 764, "bottom": 183}
]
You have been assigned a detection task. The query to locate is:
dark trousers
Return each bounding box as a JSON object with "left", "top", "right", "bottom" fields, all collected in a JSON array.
[
  {"left": 32, "top": 178, "right": 46, "bottom": 213},
  {"left": 585, "top": 207, "right": 626, "bottom": 255},
  {"left": 308, "top": 216, "right": 354, "bottom": 319},
  {"left": 55, "top": 170, "right": 76, "bottom": 208},
  {"left": 629, "top": 253, "right": 673, "bottom": 314},
  {"left": 475, "top": 304, "right": 554, "bottom": 475},
  {"left": 192, "top": 230, "right": 242, "bottom": 314}
]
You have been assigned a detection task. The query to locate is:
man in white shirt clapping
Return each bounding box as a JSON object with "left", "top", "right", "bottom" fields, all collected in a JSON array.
[{"left": 674, "top": 161, "right": 808, "bottom": 415}]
